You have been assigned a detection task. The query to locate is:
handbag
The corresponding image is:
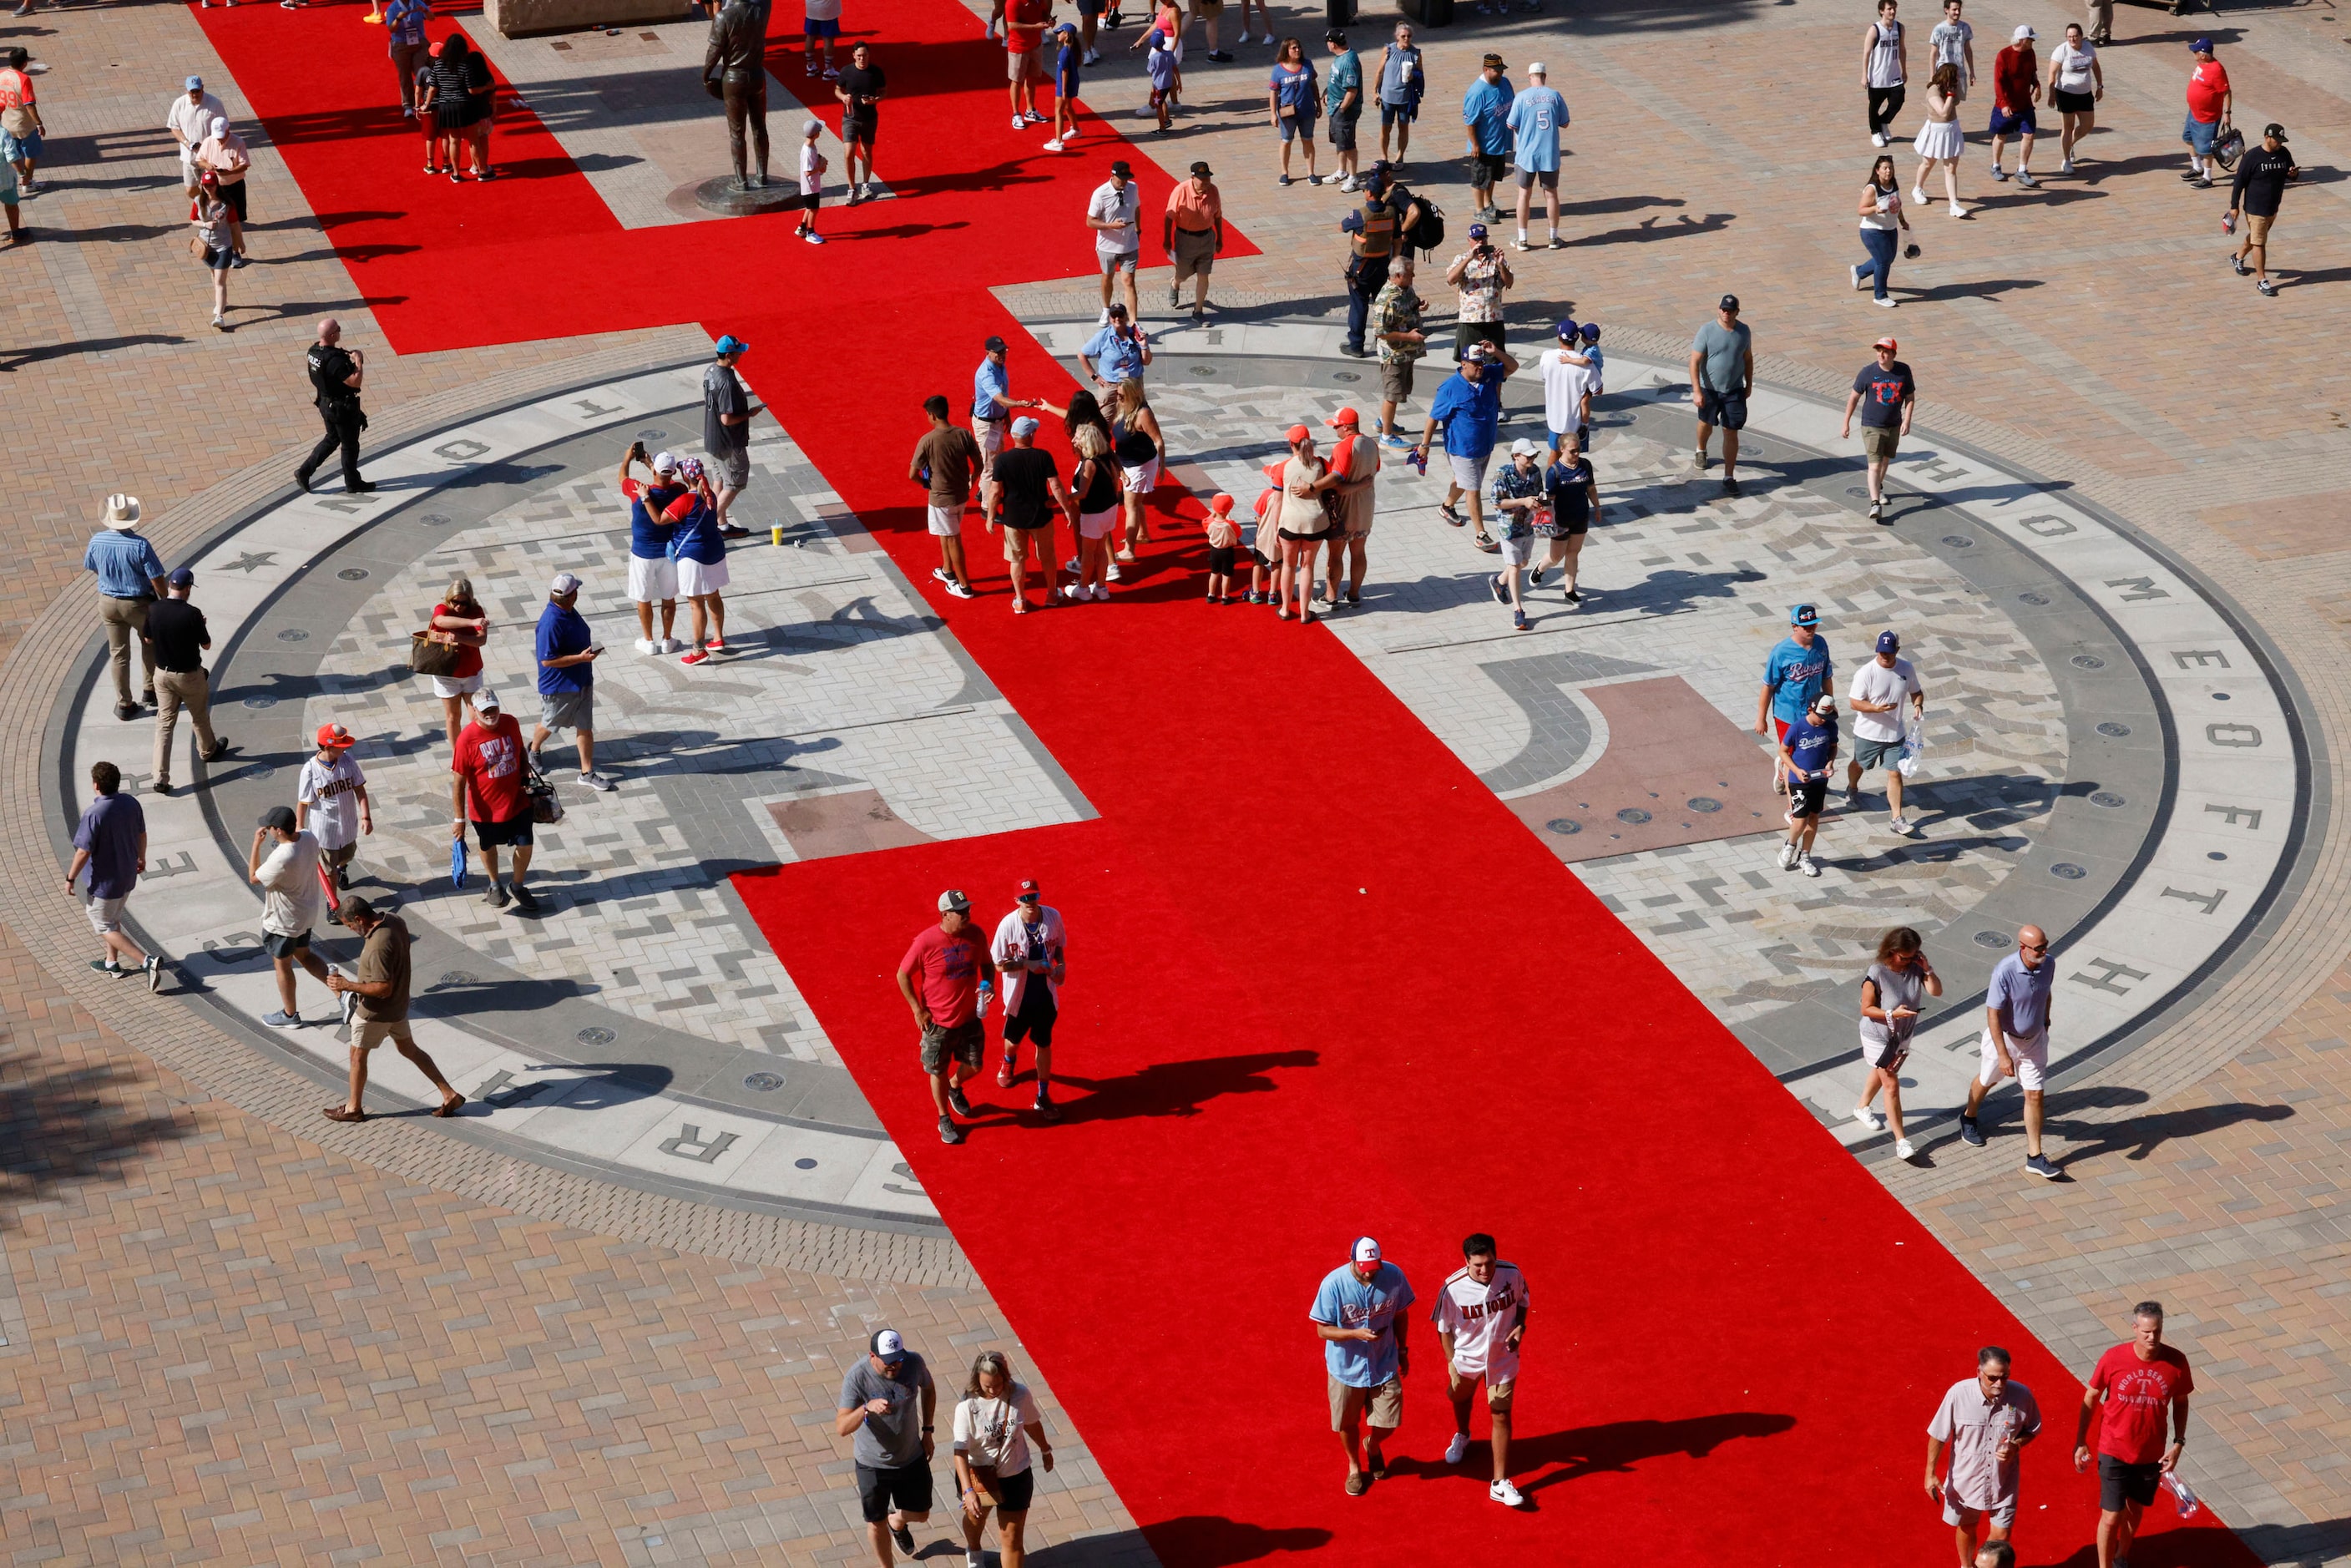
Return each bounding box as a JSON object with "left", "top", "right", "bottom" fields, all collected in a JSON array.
[
  {"left": 409, "top": 630, "right": 463, "bottom": 677},
  {"left": 525, "top": 757, "right": 564, "bottom": 825},
  {"left": 2213, "top": 124, "right": 2245, "bottom": 171}
]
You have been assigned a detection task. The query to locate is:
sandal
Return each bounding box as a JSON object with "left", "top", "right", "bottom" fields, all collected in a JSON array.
[
  {"left": 433, "top": 1094, "right": 466, "bottom": 1118},
  {"left": 321, "top": 1106, "right": 367, "bottom": 1123}
]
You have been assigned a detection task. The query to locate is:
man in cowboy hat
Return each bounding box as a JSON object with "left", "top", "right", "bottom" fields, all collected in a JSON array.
[{"left": 83, "top": 493, "right": 167, "bottom": 721}]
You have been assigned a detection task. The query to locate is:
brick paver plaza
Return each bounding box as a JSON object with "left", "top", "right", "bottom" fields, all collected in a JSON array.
[{"left": 4, "top": 0, "right": 2350, "bottom": 1562}]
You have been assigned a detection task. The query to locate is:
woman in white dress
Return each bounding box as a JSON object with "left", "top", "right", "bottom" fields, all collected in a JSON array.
[{"left": 1909, "top": 61, "right": 1968, "bottom": 218}]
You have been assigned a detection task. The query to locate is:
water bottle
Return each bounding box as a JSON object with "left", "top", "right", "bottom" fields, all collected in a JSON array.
[
  {"left": 976, "top": 983, "right": 993, "bottom": 1020},
  {"left": 2161, "top": 1471, "right": 2201, "bottom": 1519}
]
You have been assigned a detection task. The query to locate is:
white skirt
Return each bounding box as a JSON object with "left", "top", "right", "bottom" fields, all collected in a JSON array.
[
  {"left": 1913, "top": 119, "right": 1963, "bottom": 160},
  {"left": 677, "top": 555, "right": 731, "bottom": 596}
]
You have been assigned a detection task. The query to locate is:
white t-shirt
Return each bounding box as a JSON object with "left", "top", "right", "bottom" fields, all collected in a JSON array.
[
  {"left": 804, "top": 0, "right": 842, "bottom": 18},
  {"left": 953, "top": 1383, "right": 1041, "bottom": 1477},
  {"left": 1847, "top": 655, "right": 1922, "bottom": 744},
  {"left": 2053, "top": 41, "right": 2096, "bottom": 93},
  {"left": 1431, "top": 1261, "right": 1529, "bottom": 1378},
  {"left": 1088, "top": 179, "right": 1142, "bottom": 257},
  {"left": 255, "top": 832, "right": 324, "bottom": 938},
  {"left": 800, "top": 141, "right": 825, "bottom": 197},
  {"left": 990, "top": 905, "right": 1065, "bottom": 1015},
  {"left": 1929, "top": 18, "right": 1972, "bottom": 72},
  {"left": 167, "top": 92, "right": 228, "bottom": 160},
  {"left": 296, "top": 753, "right": 367, "bottom": 850},
  {"left": 1540, "top": 348, "right": 1601, "bottom": 434}
]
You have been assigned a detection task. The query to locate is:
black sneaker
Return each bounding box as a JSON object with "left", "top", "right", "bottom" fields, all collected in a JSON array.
[
  {"left": 1959, "top": 1115, "right": 1986, "bottom": 1147},
  {"left": 938, "top": 1115, "right": 963, "bottom": 1146},
  {"left": 1722, "top": 476, "right": 1742, "bottom": 498},
  {"left": 485, "top": 883, "right": 512, "bottom": 908},
  {"left": 1034, "top": 1090, "right": 1060, "bottom": 1122},
  {"left": 511, "top": 884, "right": 541, "bottom": 913},
  {"left": 2257, "top": 279, "right": 2278, "bottom": 297},
  {"left": 343, "top": 481, "right": 377, "bottom": 494},
  {"left": 1206, "top": 48, "right": 1232, "bottom": 61},
  {"left": 948, "top": 1085, "right": 975, "bottom": 1118},
  {"left": 2230, "top": 252, "right": 2250, "bottom": 276},
  {"left": 2024, "top": 1153, "right": 2060, "bottom": 1180},
  {"left": 1489, "top": 574, "right": 1508, "bottom": 604},
  {"left": 1564, "top": 587, "right": 1580, "bottom": 603},
  {"left": 890, "top": 1519, "right": 916, "bottom": 1553}
]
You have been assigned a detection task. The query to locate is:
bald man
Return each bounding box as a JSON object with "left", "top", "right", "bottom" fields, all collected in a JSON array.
[
  {"left": 296, "top": 317, "right": 373, "bottom": 496},
  {"left": 1962, "top": 925, "right": 2057, "bottom": 1177}
]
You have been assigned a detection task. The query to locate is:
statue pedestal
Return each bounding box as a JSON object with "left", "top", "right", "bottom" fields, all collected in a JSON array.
[
  {"left": 690, "top": 176, "right": 806, "bottom": 217},
  {"left": 485, "top": 0, "right": 687, "bottom": 37}
]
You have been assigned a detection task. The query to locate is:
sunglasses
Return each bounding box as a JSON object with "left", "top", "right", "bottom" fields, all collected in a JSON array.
[{"left": 2020, "top": 941, "right": 2049, "bottom": 953}]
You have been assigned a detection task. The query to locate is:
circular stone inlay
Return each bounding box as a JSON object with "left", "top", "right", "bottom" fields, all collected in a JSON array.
[
  {"left": 744, "top": 1071, "right": 785, "bottom": 1092},
  {"left": 1974, "top": 930, "right": 2010, "bottom": 948},
  {"left": 2097, "top": 722, "right": 2131, "bottom": 737},
  {"left": 2072, "top": 655, "right": 2106, "bottom": 670},
  {"left": 438, "top": 970, "right": 478, "bottom": 986},
  {"left": 795, "top": 1157, "right": 819, "bottom": 1170},
  {"left": 2208, "top": 852, "right": 2229, "bottom": 862},
  {"left": 1617, "top": 807, "right": 1653, "bottom": 825},
  {"left": 2050, "top": 862, "right": 2087, "bottom": 880},
  {"left": 1686, "top": 797, "right": 1722, "bottom": 813},
  {"left": 2212, "top": 691, "right": 2232, "bottom": 701},
  {"left": 276, "top": 630, "right": 309, "bottom": 643},
  {"left": 2019, "top": 592, "right": 2050, "bottom": 607},
  {"left": 1942, "top": 535, "right": 1975, "bottom": 548},
  {"left": 575, "top": 1025, "right": 616, "bottom": 1048},
  {"left": 1331, "top": 372, "right": 1361, "bottom": 382},
  {"left": 419, "top": 513, "right": 452, "bottom": 526},
  {"left": 1545, "top": 818, "right": 1582, "bottom": 836},
  {"left": 2090, "top": 792, "right": 2126, "bottom": 808},
  {"left": 337, "top": 568, "right": 370, "bottom": 582},
  {"left": 243, "top": 696, "right": 276, "bottom": 710}
]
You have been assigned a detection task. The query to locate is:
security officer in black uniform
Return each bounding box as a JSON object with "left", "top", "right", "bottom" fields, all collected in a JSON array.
[
  {"left": 295, "top": 317, "right": 372, "bottom": 495},
  {"left": 704, "top": 0, "right": 770, "bottom": 190}
]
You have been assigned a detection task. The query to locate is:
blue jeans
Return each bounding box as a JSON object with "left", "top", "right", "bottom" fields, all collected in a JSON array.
[{"left": 1855, "top": 225, "right": 1897, "bottom": 301}]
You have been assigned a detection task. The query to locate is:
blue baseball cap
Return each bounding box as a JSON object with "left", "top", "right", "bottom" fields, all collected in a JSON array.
[
  {"left": 167, "top": 566, "right": 195, "bottom": 588},
  {"left": 1011, "top": 416, "right": 1041, "bottom": 437},
  {"left": 1467, "top": 221, "right": 1489, "bottom": 239},
  {"left": 714, "top": 334, "right": 749, "bottom": 356},
  {"left": 1877, "top": 630, "right": 1901, "bottom": 654},
  {"left": 1791, "top": 604, "right": 1819, "bottom": 627},
  {"left": 1580, "top": 321, "right": 1600, "bottom": 342},
  {"left": 2189, "top": 36, "right": 2213, "bottom": 52},
  {"left": 1555, "top": 319, "right": 1579, "bottom": 341},
  {"left": 185, "top": 75, "right": 204, "bottom": 90}
]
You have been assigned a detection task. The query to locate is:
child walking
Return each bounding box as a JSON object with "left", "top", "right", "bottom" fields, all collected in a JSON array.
[
  {"left": 1046, "top": 22, "right": 1081, "bottom": 151},
  {"left": 796, "top": 118, "right": 827, "bottom": 245},
  {"left": 1145, "top": 31, "right": 1179, "bottom": 132},
  {"left": 1203, "top": 492, "right": 1239, "bottom": 603}
]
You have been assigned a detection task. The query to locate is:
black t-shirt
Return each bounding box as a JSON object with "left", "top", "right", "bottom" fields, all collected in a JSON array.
[
  {"left": 837, "top": 64, "right": 885, "bottom": 125},
  {"left": 993, "top": 446, "right": 1058, "bottom": 529},
  {"left": 145, "top": 598, "right": 210, "bottom": 673},
  {"left": 308, "top": 343, "right": 359, "bottom": 408},
  {"left": 2232, "top": 143, "right": 2295, "bottom": 217},
  {"left": 1074, "top": 453, "right": 1120, "bottom": 513},
  {"left": 1852, "top": 359, "right": 1914, "bottom": 428}
]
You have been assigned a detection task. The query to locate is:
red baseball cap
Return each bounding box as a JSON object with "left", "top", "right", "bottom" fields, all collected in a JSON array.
[
  {"left": 1017, "top": 878, "right": 1042, "bottom": 903},
  {"left": 1285, "top": 423, "right": 1313, "bottom": 445},
  {"left": 315, "top": 723, "right": 356, "bottom": 750},
  {"left": 1325, "top": 407, "right": 1361, "bottom": 428},
  {"left": 1873, "top": 336, "right": 1898, "bottom": 352},
  {"left": 1209, "top": 493, "right": 1236, "bottom": 514}
]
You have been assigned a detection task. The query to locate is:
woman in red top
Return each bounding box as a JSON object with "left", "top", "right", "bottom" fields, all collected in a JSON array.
[{"left": 427, "top": 575, "right": 490, "bottom": 750}]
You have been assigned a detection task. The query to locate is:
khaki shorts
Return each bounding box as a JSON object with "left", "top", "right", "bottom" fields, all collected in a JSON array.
[
  {"left": 1003, "top": 522, "right": 1050, "bottom": 562},
  {"left": 920, "top": 1016, "right": 983, "bottom": 1075},
  {"left": 1861, "top": 423, "right": 1899, "bottom": 460},
  {"left": 1008, "top": 46, "right": 1039, "bottom": 82},
  {"left": 1449, "top": 1364, "right": 1518, "bottom": 1409},
  {"left": 1379, "top": 358, "right": 1415, "bottom": 405},
  {"left": 354, "top": 1018, "right": 414, "bottom": 1050},
  {"left": 82, "top": 889, "right": 129, "bottom": 935},
  {"left": 1172, "top": 226, "right": 1216, "bottom": 281},
  {"left": 1328, "top": 1374, "right": 1403, "bottom": 1432},
  {"left": 2245, "top": 212, "right": 2273, "bottom": 245}
]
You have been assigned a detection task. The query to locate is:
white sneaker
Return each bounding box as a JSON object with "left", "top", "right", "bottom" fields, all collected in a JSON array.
[
  {"left": 1444, "top": 1432, "right": 1470, "bottom": 1464},
  {"left": 1910, "top": 185, "right": 1926, "bottom": 205},
  {"left": 1949, "top": 202, "right": 1968, "bottom": 218},
  {"left": 1090, "top": 583, "right": 1110, "bottom": 600},
  {"left": 1894, "top": 1137, "right": 1918, "bottom": 1160},
  {"left": 1872, "top": 130, "right": 1888, "bottom": 147},
  {"left": 1063, "top": 583, "right": 1088, "bottom": 601},
  {"left": 1853, "top": 1105, "right": 1885, "bottom": 1130},
  {"left": 1888, "top": 815, "right": 1917, "bottom": 837},
  {"left": 1106, "top": 562, "right": 1123, "bottom": 582},
  {"left": 1043, "top": 138, "right": 1064, "bottom": 152},
  {"left": 1850, "top": 263, "right": 1867, "bottom": 291},
  {"left": 634, "top": 637, "right": 657, "bottom": 655},
  {"left": 1876, "top": 295, "right": 1898, "bottom": 308},
  {"left": 1489, "top": 1479, "right": 1526, "bottom": 1508},
  {"left": 1339, "top": 175, "right": 1358, "bottom": 192},
  {"left": 1777, "top": 841, "right": 1799, "bottom": 871},
  {"left": 1098, "top": 307, "right": 1112, "bottom": 326},
  {"left": 2060, "top": 156, "right": 2075, "bottom": 175},
  {"left": 1801, "top": 854, "right": 1822, "bottom": 878},
  {"left": 659, "top": 637, "right": 685, "bottom": 654},
  {"left": 1011, "top": 114, "right": 1026, "bottom": 131}
]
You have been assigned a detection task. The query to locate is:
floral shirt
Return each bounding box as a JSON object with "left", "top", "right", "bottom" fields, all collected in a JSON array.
[
  {"left": 1452, "top": 250, "right": 1505, "bottom": 325},
  {"left": 1373, "top": 278, "right": 1423, "bottom": 364},
  {"left": 1489, "top": 460, "right": 1545, "bottom": 537}
]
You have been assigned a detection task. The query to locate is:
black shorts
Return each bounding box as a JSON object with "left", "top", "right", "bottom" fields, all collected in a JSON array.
[
  {"left": 473, "top": 815, "right": 533, "bottom": 849},
  {"left": 1207, "top": 545, "right": 1236, "bottom": 575},
  {"left": 1004, "top": 994, "right": 1057, "bottom": 1048},
  {"left": 857, "top": 1461, "right": 935, "bottom": 1523},
  {"left": 1328, "top": 110, "right": 1358, "bottom": 152},
  {"left": 1696, "top": 388, "right": 1748, "bottom": 432},
  {"left": 2097, "top": 1454, "right": 2162, "bottom": 1512},
  {"left": 261, "top": 929, "right": 311, "bottom": 959},
  {"left": 846, "top": 116, "right": 877, "bottom": 148},
  {"left": 1537, "top": 507, "right": 1589, "bottom": 538},
  {"left": 1787, "top": 776, "right": 1828, "bottom": 820},
  {"left": 991, "top": 1466, "right": 1037, "bottom": 1513},
  {"left": 2051, "top": 88, "right": 2095, "bottom": 114},
  {"left": 1469, "top": 150, "right": 1510, "bottom": 188},
  {"left": 1277, "top": 528, "right": 1327, "bottom": 544}
]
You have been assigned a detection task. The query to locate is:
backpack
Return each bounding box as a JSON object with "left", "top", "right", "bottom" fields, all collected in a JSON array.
[{"left": 1401, "top": 193, "right": 1445, "bottom": 258}]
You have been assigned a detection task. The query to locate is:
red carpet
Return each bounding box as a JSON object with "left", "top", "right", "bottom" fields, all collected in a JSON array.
[{"left": 188, "top": 4, "right": 2263, "bottom": 1563}]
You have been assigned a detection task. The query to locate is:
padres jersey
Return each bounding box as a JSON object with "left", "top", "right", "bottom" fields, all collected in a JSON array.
[{"left": 1432, "top": 1262, "right": 1529, "bottom": 1377}]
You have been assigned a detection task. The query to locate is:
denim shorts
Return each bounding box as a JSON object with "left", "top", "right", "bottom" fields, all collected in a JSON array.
[{"left": 2182, "top": 114, "right": 2217, "bottom": 155}]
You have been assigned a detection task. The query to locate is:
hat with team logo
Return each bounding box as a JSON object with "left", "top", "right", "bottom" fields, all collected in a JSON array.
[
  {"left": 1813, "top": 691, "right": 1838, "bottom": 715},
  {"left": 316, "top": 722, "right": 356, "bottom": 750},
  {"left": 476, "top": 689, "right": 503, "bottom": 711},
  {"left": 1017, "top": 878, "right": 1042, "bottom": 904},
  {"left": 1352, "top": 1237, "right": 1383, "bottom": 1266},
  {"left": 1877, "top": 630, "right": 1902, "bottom": 654},
  {"left": 650, "top": 449, "right": 679, "bottom": 473},
  {"left": 1790, "top": 604, "right": 1819, "bottom": 627},
  {"left": 938, "top": 889, "right": 971, "bottom": 913},
  {"left": 870, "top": 1329, "right": 907, "bottom": 1363}
]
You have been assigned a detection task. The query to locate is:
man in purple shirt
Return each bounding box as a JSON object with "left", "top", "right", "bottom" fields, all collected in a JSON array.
[{"left": 64, "top": 760, "right": 163, "bottom": 989}]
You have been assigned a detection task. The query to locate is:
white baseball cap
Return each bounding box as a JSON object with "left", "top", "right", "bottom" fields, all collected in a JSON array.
[
  {"left": 650, "top": 448, "right": 679, "bottom": 473},
  {"left": 1510, "top": 438, "right": 1540, "bottom": 457},
  {"left": 476, "top": 689, "right": 502, "bottom": 711},
  {"left": 1526, "top": 60, "right": 1547, "bottom": 75},
  {"left": 871, "top": 1328, "right": 907, "bottom": 1360},
  {"left": 2012, "top": 23, "right": 2035, "bottom": 39},
  {"left": 549, "top": 571, "right": 584, "bottom": 596},
  {"left": 1352, "top": 1237, "right": 1382, "bottom": 1266}
]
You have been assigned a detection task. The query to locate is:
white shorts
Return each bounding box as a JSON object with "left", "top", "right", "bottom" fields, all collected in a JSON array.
[
  {"left": 431, "top": 671, "right": 483, "bottom": 700},
  {"left": 927, "top": 503, "right": 963, "bottom": 538},
  {"left": 1944, "top": 1490, "right": 2019, "bottom": 1530},
  {"left": 1979, "top": 1026, "right": 2050, "bottom": 1091},
  {"left": 1079, "top": 506, "right": 1120, "bottom": 540},
  {"left": 1120, "top": 457, "right": 1160, "bottom": 494},
  {"left": 677, "top": 555, "right": 731, "bottom": 597},
  {"left": 83, "top": 889, "right": 129, "bottom": 935},
  {"left": 1449, "top": 452, "right": 1486, "bottom": 492},
  {"left": 628, "top": 554, "right": 680, "bottom": 603}
]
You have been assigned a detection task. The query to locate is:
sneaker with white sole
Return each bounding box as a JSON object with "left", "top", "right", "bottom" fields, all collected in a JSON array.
[
  {"left": 1011, "top": 114, "right": 1026, "bottom": 130},
  {"left": 1043, "top": 138, "right": 1064, "bottom": 152},
  {"left": 1909, "top": 185, "right": 1927, "bottom": 205},
  {"left": 1949, "top": 202, "right": 1969, "bottom": 218},
  {"left": 1872, "top": 130, "right": 1888, "bottom": 147},
  {"left": 634, "top": 637, "right": 657, "bottom": 655},
  {"left": 1876, "top": 295, "right": 1898, "bottom": 307},
  {"left": 945, "top": 580, "right": 977, "bottom": 599},
  {"left": 1444, "top": 1432, "right": 1469, "bottom": 1465},
  {"left": 1853, "top": 1105, "right": 1884, "bottom": 1130},
  {"left": 2015, "top": 169, "right": 2038, "bottom": 188},
  {"left": 1888, "top": 816, "right": 1918, "bottom": 837},
  {"left": 2060, "top": 156, "right": 2075, "bottom": 174},
  {"left": 1489, "top": 1479, "right": 1526, "bottom": 1508},
  {"left": 1800, "top": 854, "right": 1822, "bottom": 878},
  {"left": 1777, "top": 840, "right": 1799, "bottom": 871},
  {"left": 1894, "top": 1137, "right": 1918, "bottom": 1159},
  {"left": 579, "top": 771, "right": 617, "bottom": 792},
  {"left": 1850, "top": 263, "right": 1868, "bottom": 291}
]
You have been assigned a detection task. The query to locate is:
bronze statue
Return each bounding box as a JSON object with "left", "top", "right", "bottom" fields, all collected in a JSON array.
[{"left": 703, "top": 0, "right": 770, "bottom": 190}]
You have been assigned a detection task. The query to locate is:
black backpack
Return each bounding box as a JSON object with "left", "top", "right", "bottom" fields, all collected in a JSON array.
[{"left": 1401, "top": 193, "right": 1445, "bottom": 258}]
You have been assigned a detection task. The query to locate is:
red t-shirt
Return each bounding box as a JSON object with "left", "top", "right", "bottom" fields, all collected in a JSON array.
[
  {"left": 432, "top": 601, "right": 485, "bottom": 680},
  {"left": 452, "top": 713, "right": 528, "bottom": 823},
  {"left": 2091, "top": 1343, "right": 2193, "bottom": 1464},
  {"left": 1006, "top": 0, "right": 1049, "bottom": 53},
  {"left": 1993, "top": 46, "right": 2035, "bottom": 113},
  {"left": 901, "top": 923, "right": 985, "bottom": 1026},
  {"left": 2187, "top": 59, "right": 2228, "bottom": 123}
]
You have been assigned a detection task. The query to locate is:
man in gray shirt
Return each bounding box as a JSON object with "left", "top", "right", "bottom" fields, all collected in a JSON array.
[
  {"left": 835, "top": 1328, "right": 937, "bottom": 1565},
  {"left": 1686, "top": 292, "right": 1754, "bottom": 496},
  {"left": 702, "top": 333, "right": 756, "bottom": 537}
]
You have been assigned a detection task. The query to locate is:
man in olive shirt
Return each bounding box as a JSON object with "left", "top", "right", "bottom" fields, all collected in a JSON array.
[
  {"left": 144, "top": 566, "right": 230, "bottom": 794},
  {"left": 908, "top": 395, "right": 983, "bottom": 599},
  {"left": 835, "top": 1328, "right": 938, "bottom": 1566},
  {"left": 322, "top": 897, "right": 463, "bottom": 1122}
]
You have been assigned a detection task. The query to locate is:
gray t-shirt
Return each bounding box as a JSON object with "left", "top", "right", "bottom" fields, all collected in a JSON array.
[
  {"left": 1860, "top": 960, "right": 1927, "bottom": 1047},
  {"left": 839, "top": 1353, "right": 933, "bottom": 1469},
  {"left": 1691, "top": 319, "right": 1751, "bottom": 396},
  {"left": 703, "top": 362, "right": 749, "bottom": 455}
]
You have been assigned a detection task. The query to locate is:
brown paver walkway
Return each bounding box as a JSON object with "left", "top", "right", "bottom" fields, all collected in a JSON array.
[{"left": 3, "top": 0, "right": 2348, "bottom": 1560}]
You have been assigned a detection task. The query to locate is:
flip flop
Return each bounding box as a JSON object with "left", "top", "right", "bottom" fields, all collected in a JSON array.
[{"left": 434, "top": 1094, "right": 466, "bottom": 1118}]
